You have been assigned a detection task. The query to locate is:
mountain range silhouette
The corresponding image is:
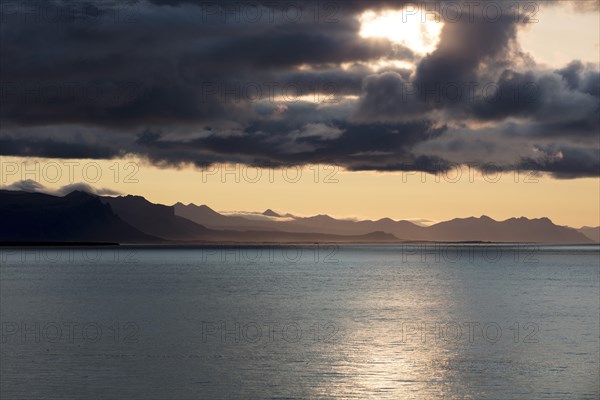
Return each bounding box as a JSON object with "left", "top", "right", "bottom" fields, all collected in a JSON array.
[{"left": 0, "top": 190, "right": 596, "bottom": 244}]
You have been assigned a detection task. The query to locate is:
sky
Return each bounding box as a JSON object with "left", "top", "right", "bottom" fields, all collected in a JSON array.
[{"left": 1, "top": 0, "right": 599, "bottom": 227}]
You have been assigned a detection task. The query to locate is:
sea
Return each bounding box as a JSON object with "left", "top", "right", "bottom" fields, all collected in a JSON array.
[{"left": 1, "top": 244, "right": 598, "bottom": 399}]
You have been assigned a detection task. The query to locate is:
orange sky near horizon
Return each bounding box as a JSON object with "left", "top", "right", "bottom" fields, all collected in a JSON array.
[{"left": 1, "top": 155, "right": 598, "bottom": 228}]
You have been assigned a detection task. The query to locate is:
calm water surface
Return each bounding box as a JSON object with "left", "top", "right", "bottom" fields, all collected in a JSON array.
[{"left": 1, "top": 244, "right": 599, "bottom": 399}]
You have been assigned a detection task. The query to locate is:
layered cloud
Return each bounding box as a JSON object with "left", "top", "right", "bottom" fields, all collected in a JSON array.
[
  {"left": 1, "top": 0, "right": 598, "bottom": 177},
  {"left": 1, "top": 179, "right": 120, "bottom": 196}
]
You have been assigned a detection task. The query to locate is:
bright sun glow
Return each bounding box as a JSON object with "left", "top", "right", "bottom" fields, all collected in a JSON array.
[{"left": 359, "top": 9, "right": 443, "bottom": 55}]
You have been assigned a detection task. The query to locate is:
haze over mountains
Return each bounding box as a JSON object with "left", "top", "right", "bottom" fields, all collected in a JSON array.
[
  {"left": 174, "top": 202, "right": 597, "bottom": 244},
  {"left": 578, "top": 226, "right": 600, "bottom": 243},
  {"left": 0, "top": 189, "right": 596, "bottom": 244},
  {"left": 101, "top": 194, "right": 395, "bottom": 243}
]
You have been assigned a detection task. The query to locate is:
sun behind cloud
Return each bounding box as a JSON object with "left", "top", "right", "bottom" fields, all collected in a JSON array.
[{"left": 359, "top": 9, "right": 443, "bottom": 55}]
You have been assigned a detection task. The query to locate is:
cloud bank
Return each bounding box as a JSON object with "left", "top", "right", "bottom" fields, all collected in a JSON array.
[{"left": 1, "top": 0, "right": 598, "bottom": 177}]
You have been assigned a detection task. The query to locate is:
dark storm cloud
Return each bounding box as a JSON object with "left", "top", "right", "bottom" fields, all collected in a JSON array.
[
  {"left": 414, "top": 11, "right": 521, "bottom": 95},
  {"left": 0, "top": 0, "right": 598, "bottom": 177},
  {"left": 0, "top": 0, "right": 402, "bottom": 128},
  {"left": 518, "top": 145, "right": 600, "bottom": 179},
  {"left": 557, "top": 61, "right": 586, "bottom": 90},
  {"left": 355, "top": 2, "right": 531, "bottom": 118},
  {"left": 470, "top": 68, "right": 599, "bottom": 134},
  {"left": 0, "top": 135, "right": 118, "bottom": 159},
  {"left": 204, "top": 33, "right": 396, "bottom": 69},
  {"left": 128, "top": 119, "right": 447, "bottom": 171},
  {"left": 356, "top": 71, "right": 430, "bottom": 121},
  {"left": 355, "top": 7, "right": 598, "bottom": 150},
  {"left": 350, "top": 1, "right": 599, "bottom": 178},
  {"left": 278, "top": 66, "right": 378, "bottom": 97}
]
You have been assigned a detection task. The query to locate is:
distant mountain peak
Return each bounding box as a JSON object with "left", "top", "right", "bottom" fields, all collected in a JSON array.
[
  {"left": 114, "top": 194, "right": 155, "bottom": 205},
  {"left": 174, "top": 202, "right": 211, "bottom": 210},
  {"left": 198, "top": 204, "right": 218, "bottom": 212},
  {"left": 313, "top": 214, "right": 335, "bottom": 219},
  {"left": 262, "top": 209, "right": 280, "bottom": 217},
  {"left": 172, "top": 202, "right": 223, "bottom": 219}
]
